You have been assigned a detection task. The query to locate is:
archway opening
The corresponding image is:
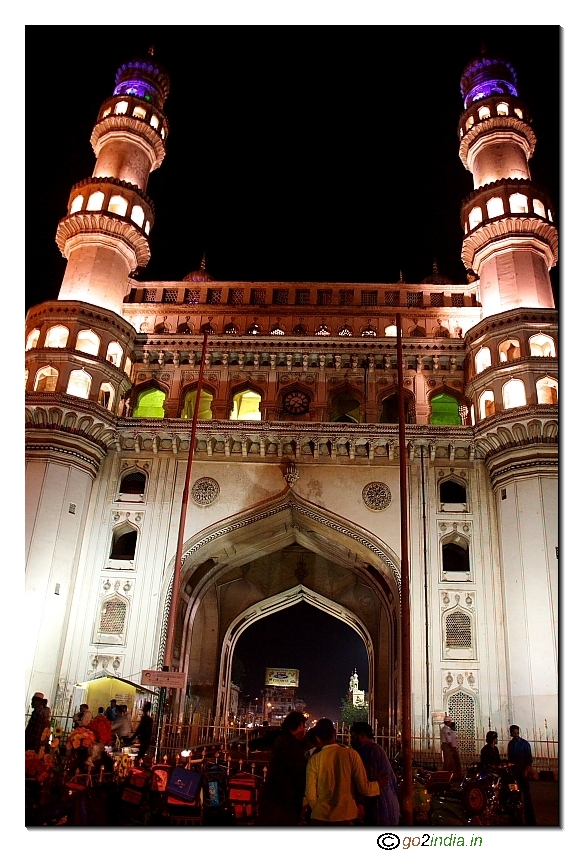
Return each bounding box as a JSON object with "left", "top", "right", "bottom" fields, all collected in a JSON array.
[{"left": 232, "top": 601, "right": 369, "bottom": 724}]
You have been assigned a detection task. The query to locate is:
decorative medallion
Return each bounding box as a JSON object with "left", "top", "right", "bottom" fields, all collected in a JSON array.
[
  {"left": 191, "top": 477, "right": 220, "bottom": 506},
  {"left": 283, "top": 390, "right": 310, "bottom": 415},
  {"left": 362, "top": 481, "right": 392, "bottom": 511}
]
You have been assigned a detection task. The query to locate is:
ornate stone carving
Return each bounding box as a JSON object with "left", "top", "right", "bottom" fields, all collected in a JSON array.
[
  {"left": 362, "top": 481, "right": 392, "bottom": 511},
  {"left": 191, "top": 477, "right": 220, "bottom": 506}
]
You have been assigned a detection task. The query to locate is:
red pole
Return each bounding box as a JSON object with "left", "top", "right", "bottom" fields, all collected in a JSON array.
[
  {"left": 396, "top": 313, "right": 413, "bottom": 824},
  {"left": 164, "top": 332, "right": 210, "bottom": 671}
]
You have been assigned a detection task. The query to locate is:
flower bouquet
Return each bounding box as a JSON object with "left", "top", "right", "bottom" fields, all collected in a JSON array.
[{"left": 87, "top": 714, "right": 112, "bottom": 745}]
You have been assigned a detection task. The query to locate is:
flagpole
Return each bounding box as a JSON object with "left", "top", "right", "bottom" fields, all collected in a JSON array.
[
  {"left": 161, "top": 331, "right": 210, "bottom": 718},
  {"left": 396, "top": 313, "right": 413, "bottom": 824}
]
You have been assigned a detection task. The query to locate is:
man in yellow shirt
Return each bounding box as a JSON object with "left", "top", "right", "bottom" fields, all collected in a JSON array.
[{"left": 305, "top": 717, "right": 386, "bottom": 825}]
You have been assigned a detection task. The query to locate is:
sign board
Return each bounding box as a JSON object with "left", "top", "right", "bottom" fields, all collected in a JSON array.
[
  {"left": 265, "top": 668, "right": 299, "bottom": 687},
  {"left": 432, "top": 710, "right": 446, "bottom": 724},
  {"left": 141, "top": 670, "right": 187, "bottom": 689}
]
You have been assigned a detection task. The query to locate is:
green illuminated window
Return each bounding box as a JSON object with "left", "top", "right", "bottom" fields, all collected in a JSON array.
[
  {"left": 430, "top": 393, "right": 461, "bottom": 425},
  {"left": 133, "top": 387, "right": 166, "bottom": 418}
]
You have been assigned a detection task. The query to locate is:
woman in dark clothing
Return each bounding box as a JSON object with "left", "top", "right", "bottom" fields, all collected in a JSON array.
[
  {"left": 480, "top": 730, "right": 500, "bottom": 766},
  {"left": 129, "top": 701, "right": 153, "bottom": 761},
  {"left": 257, "top": 710, "right": 307, "bottom": 825}
]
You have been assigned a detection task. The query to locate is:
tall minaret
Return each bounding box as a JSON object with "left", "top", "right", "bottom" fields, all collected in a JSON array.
[
  {"left": 458, "top": 53, "right": 557, "bottom": 318},
  {"left": 25, "top": 53, "right": 169, "bottom": 706},
  {"left": 460, "top": 54, "right": 558, "bottom": 733},
  {"left": 56, "top": 51, "right": 170, "bottom": 315}
]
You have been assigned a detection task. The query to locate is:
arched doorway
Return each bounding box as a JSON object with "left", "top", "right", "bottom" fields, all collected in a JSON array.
[
  {"left": 218, "top": 585, "right": 374, "bottom": 725},
  {"left": 158, "top": 494, "right": 401, "bottom": 730}
]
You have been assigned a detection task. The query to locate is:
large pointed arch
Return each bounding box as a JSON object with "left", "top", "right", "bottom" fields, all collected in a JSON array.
[
  {"left": 155, "top": 491, "right": 401, "bottom": 725},
  {"left": 216, "top": 584, "right": 376, "bottom": 723}
]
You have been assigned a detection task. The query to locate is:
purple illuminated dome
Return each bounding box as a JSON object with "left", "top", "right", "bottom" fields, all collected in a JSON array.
[
  {"left": 114, "top": 54, "right": 170, "bottom": 110},
  {"left": 460, "top": 54, "right": 518, "bottom": 110}
]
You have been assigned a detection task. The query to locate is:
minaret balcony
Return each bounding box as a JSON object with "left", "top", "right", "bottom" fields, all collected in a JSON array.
[
  {"left": 461, "top": 178, "right": 554, "bottom": 230},
  {"left": 91, "top": 95, "right": 168, "bottom": 170},
  {"left": 458, "top": 97, "right": 536, "bottom": 170},
  {"left": 57, "top": 178, "right": 155, "bottom": 268},
  {"left": 461, "top": 217, "right": 558, "bottom": 273}
]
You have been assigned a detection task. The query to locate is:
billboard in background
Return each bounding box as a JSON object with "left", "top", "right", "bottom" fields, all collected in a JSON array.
[{"left": 265, "top": 668, "right": 299, "bottom": 687}]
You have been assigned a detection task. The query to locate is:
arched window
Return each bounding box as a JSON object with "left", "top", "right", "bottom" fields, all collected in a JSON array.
[
  {"left": 200, "top": 320, "right": 215, "bottom": 334},
  {"left": 474, "top": 346, "right": 491, "bottom": 373},
  {"left": 106, "top": 341, "right": 123, "bottom": 367},
  {"left": 529, "top": 333, "right": 555, "bottom": 357},
  {"left": 45, "top": 325, "right": 69, "bottom": 348},
  {"left": 315, "top": 324, "right": 331, "bottom": 336},
  {"left": 440, "top": 479, "right": 467, "bottom": 504},
  {"left": 145, "top": 221, "right": 151, "bottom": 235},
  {"left": 98, "top": 382, "right": 115, "bottom": 410},
  {"left": 536, "top": 377, "right": 558, "bottom": 404},
  {"left": 385, "top": 324, "right": 397, "bottom": 337},
  {"left": 502, "top": 378, "right": 527, "bottom": 409},
  {"left": 465, "top": 115, "right": 474, "bottom": 131},
  {"left": 380, "top": 392, "right": 415, "bottom": 424},
  {"left": 181, "top": 388, "right": 213, "bottom": 419},
  {"left": 114, "top": 100, "right": 128, "bottom": 115},
  {"left": 247, "top": 321, "right": 261, "bottom": 335},
  {"left": 442, "top": 533, "right": 470, "bottom": 572},
  {"left": 86, "top": 191, "right": 105, "bottom": 211},
  {"left": 410, "top": 324, "right": 426, "bottom": 337},
  {"left": 26, "top": 329, "right": 40, "bottom": 350},
  {"left": 361, "top": 322, "right": 377, "bottom": 337},
  {"left": 70, "top": 194, "right": 84, "bottom": 214},
  {"left": 133, "top": 387, "right": 166, "bottom": 418},
  {"left": 132, "top": 105, "right": 146, "bottom": 119},
  {"left": 496, "top": 102, "right": 509, "bottom": 116},
  {"left": 430, "top": 393, "right": 462, "bottom": 425},
  {"left": 150, "top": 114, "right": 159, "bottom": 129},
  {"left": 270, "top": 322, "right": 285, "bottom": 335},
  {"left": 120, "top": 470, "right": 147, "bottom": 496},
  {"left": 293, "top": 322, "right": 308, "bottom": 336},
  {"left": 224, "top": 321, "right": 238, "bottom": 335},
  {"left": 514, "top": 107, "right": 523, "bottom": 119},
  {"left": 108, "top": 195, "right": 128, "bottom": 216},
  {"left": 34, "top": 366, "right": 58, "bottom": 392},
  {"left": 533, "top": 198, "right": 546, "bottom": 218},
  {"left": 330, "top": 391, "right": 362, "bottom": 423},
  {"left": 75, "top": 329, "right": 100, "bottom": 356},
  {"left": 499, "top": 339, "right": 521, "bottom": 361},
  {"left": 468, "top": 206, "right": 483, "bottom": 229},
  {"left": 478, "top": 105, "right": 490, "bottom": 120},
  {"left": 509, "top": 192, "right": 528, "bottom": 214},
  {"left": 479, "top": 390, "right": 495, "bottom": 419},
  {"left": 230, "top": 390, "right": 262, "bottom": 421},
  {"left": 338, "top": 324, "right": 353, "bottom": 337},
  {"left": 130, "top": 204, "right": 145, "bottom": 227},
  {"left": 98, "top": 596, "right": 127, "bottom": 634},
  {"left": 486, "top": 196, "right": 504, "bottom": 218},
  {"left": 102, "top": 107, "right": 111, "bottom": 119},
  {"left": 446, "top": 610, "right": 472, "bottom": 647},
  {"left": 447, "top": 691, "right": 476, "bottom": 755},
  {"left": 110, "top": 525, "right": 137, "bottom": 559},
  {"left": 66, "top": 369, "right": 92, "bottom": 399}
]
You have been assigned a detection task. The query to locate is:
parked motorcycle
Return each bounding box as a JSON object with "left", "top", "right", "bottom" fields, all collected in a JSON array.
[{"left": 461, "top": 761, "right": 525, "bottom": 825}]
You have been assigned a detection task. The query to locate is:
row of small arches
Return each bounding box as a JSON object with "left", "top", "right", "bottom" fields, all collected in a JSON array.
[
  {"left": 133, "top": 385, "right": 466, "bottom": 426},
  {"left": 460, "top": 101, "right": 523, "bottom": 137},
  {"left": 26, "top": 326, "right": 129, "bottom": 370},
  {"left": 474, "top": 333, "right": 556, "bottom": 373},
  {"left": 476, "top": 376, "right": 558, "bottom": 420},
  {"left": 168, "top": 320, "right": 455, "bottom": 339},
  {"left": 466, "top": 193, "right": 552, "bottom": 232},
  {"left": 30, "top": 366, "right": 116, "bottom": 410},
  {"left": 101, "top": 100, "right": 166, "bottom": 139},
  {"left": 69, "top": 190, "right": 152, "bottom": 234}
]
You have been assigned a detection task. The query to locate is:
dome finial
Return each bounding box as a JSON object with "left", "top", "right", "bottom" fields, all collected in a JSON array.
[
  {"left": 200, "top": 252, "right": 207, "bottom": 271},
  {"left": 148, "top": 45, "right": 155, "bottom": 56},
  {"left": 432, "top": 259, "right": 439, "bottom": 275},
  {"left": 399, "top": 269, "right": 404, "bottom": 282}
]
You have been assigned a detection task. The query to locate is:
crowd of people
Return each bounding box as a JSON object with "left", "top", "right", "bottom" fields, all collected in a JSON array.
[
  {"left": 25, "top": 694, "right": 153, "bottom": 760},
  {"left": 257, "top": 712, "right": 400, "bottom": 826}
]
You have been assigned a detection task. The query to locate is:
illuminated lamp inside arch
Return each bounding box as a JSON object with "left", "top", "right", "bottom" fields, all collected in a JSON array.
[
  {"left": 133, "top": 387, "right": 166, "bottom": 418},
  {"left": 230, "top": 390, "right": 261, "bottom": 421},
  {"left": 113, "top": 79, "right": 158, "bottom": 102},
  {"left": 181, "top": 388, "right": 213, "bottom": 419}
]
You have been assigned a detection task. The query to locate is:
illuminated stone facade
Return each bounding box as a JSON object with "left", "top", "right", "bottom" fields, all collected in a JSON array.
[{"left": 25, "top": 52, "right": 558, "bottom": 744}]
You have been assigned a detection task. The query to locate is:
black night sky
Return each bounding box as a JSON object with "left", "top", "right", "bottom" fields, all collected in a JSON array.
[
  {"left": 26, "top": 26, "right": 559, "bottom": 313},
  {"left": 25, "top": 26, "right": 560, "bottom": 723}
]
